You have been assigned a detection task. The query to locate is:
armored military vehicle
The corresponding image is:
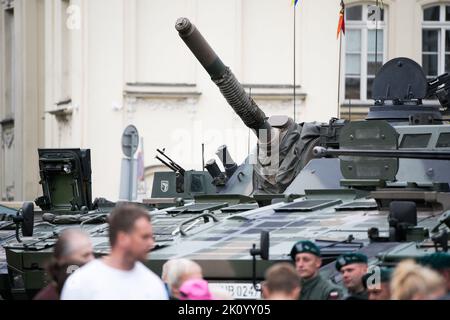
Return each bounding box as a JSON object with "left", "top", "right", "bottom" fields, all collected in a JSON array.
[
  {"left": 3, "top": 17, "right": 450, "bottom": 299},
  {"left": 148, "top": 47, "right": 450, "bottom": 298},
  {"left": 145, "top": 54, "right": 450, "bottom": 298},
  {"left": 136, "top": 20, "right": 450, "bottom": 298},
  {"left": 0, "top": 145, "right": 261, "bottom": 299}
]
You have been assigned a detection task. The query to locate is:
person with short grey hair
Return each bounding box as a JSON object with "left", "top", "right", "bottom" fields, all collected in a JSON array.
[
  {"left": 161, "top": 259, "right": 175, "bottom": 283},
  {"left": 161, "top": 259, "right": 176, "bottom": 297},
  {"left": 34, "top": 228, "right": 94, "bottom": 300},
  {"left": 165, "top": 258, "right": 203, "bottom": 299}
]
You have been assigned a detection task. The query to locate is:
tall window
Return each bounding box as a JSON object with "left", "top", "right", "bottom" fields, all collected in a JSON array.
[
  {"left": 422, "top": 4, "right": 450, "bottom": 79},
  {"left": 60, "top": 0, "right": 71, "bottom": 101},
  {"left": 344, "top": 4, "right": 386, "bottom": 101},
  {"left": 4, "top": 7, "right": 15, "bottom": 117},
  {"left": 2, "top": 5, "right": 16, "bottom": 201}
]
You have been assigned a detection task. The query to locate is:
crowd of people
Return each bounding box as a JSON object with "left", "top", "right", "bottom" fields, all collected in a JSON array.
[
  {"left": 286, "top": 240, "right": 449, "bottom": 300},
  {"left": 33, "top": 205, "right": 450, "bottom": 301}
]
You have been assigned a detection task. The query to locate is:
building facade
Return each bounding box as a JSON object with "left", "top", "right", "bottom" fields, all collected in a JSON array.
[
  {"left": 0, "top": 0, "right": 447, "bottom": 201},
  {"left": 0, "top": 0, "right": 45, "bottom": 201}
]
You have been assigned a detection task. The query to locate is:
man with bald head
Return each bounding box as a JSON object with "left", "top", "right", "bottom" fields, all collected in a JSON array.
[{"left": 34, "top": 228, "right": 94, "bottom": 300}]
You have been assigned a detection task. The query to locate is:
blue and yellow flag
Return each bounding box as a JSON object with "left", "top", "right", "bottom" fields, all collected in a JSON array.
[{"left": 292, "top": 0, "right": 299, "bottom": 7}]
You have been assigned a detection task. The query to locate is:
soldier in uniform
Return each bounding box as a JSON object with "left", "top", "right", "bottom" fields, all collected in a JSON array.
[
  {"left": 419, "top": 252, "right": 450, "bottom": 294},
  {"left": 361, "top": 267, "right": 392, "bottom": 300},
  {"left": 335, "top": 253, "right": 369, "bottom": 300},
  {"left": 290, "top": 240, "right": 343, "bottom": 300}
]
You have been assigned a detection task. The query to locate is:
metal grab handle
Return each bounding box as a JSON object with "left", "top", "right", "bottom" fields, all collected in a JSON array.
[
  {"left": 227, "top": 215, "right": 251, "bottom": 222},
  {"left": 178, "top": 213, "right": 219, "bottom": 236}
]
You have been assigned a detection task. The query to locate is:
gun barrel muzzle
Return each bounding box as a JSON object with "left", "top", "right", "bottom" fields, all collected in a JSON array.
[
  {"left": 175, "top": 17, "right": 226, "bottom": 80},
  {"left": 175, "top": 17, "right": 272, "bottom": 139}
]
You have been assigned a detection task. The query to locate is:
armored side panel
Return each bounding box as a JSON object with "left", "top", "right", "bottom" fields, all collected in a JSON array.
[
  {"left": 339, "top": 120, "right": 399, "bottom": 181},
  {"left": 35, "top": 149, "right": 92, "bottom": 212},
  {"left": 151, "top": 171, "right": 216, "bottom": 199}
]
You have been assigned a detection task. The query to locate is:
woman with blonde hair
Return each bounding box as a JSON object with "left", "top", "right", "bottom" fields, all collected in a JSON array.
[{"left": 391, "top": 260, "right": 446, "bottom": 300}]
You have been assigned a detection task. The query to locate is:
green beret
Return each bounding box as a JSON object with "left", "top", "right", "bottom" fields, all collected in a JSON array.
[
  {"left": 362, "top": 267, "right": 392, "bottom": 289},
  {"left": 418, "top": 252, "right": 450, "bottom": 270},
  {"left": 290, "top": 240, "right": 321, "bottom": 260},
  {"left": 335, "top": 253, "right": 368, "bottom": 271}
]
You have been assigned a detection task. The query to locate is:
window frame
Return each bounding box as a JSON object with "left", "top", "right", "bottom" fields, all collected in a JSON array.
[
  {"left": 1, "top": 0, "right": 16, "bottom": 201},
  {"left": 422, "top": 4, "right": 450, "bottom": 79},
  {"left": 58, "top": 0, "right": 72, "bottom": 103},
  {"left": 2, "top": 5, "right": 16, "bottom": 119},
  {"left": 341, "top": 3, "right": 388, "bottom": 104}
]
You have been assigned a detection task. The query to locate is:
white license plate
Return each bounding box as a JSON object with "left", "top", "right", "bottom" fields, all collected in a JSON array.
[{"left": 209, "top": 282, "right": 261, "bottom": 300}]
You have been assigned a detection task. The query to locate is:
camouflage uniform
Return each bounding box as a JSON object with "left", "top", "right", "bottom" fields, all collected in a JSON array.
[
  {"left": 300, "top": 274, "right": 343, "bottom": 300},
  {"left": 343, "top": 289, "right": 369, "bottom": 300}
]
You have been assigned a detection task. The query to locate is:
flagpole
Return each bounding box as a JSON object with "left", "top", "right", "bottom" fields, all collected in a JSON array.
[
  {"left": 337, "top": 1, "right": 344, "bottom": 119},
  {"left": 293, "top": 4, "right": 297, "bottom": 122},
  {"left": 374, "top": 0, "right": 379, "bottom": 84},
  {"left": 337, "top": 31, "right": 342, "bottom": 118}
]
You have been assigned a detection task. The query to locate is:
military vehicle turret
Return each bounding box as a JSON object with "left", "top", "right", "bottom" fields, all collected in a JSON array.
[{"left": 175, "top": 17, "right": 321, "bottom": 195}]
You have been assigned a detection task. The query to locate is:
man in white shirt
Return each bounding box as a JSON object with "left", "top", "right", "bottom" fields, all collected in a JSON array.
[{"left": 61, "top": 205, "right": 168, "bottom": 300}]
